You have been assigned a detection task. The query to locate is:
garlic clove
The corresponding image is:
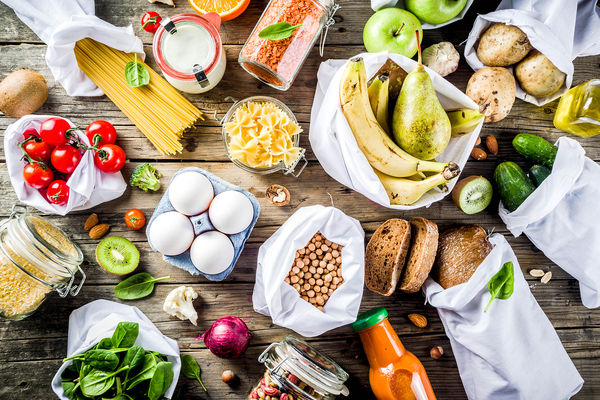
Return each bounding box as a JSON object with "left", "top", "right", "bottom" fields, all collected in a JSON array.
[{"left": 422, "top": 42, "right": 460, "bottom": 77}]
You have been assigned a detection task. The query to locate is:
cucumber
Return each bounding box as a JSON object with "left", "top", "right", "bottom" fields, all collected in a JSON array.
[
  {"left": 494, "top": 161, "right": 536, "bottom": 212},
  {"left": 529, "top": 164, "right": 552, "bottom": 187},
  {"left": 512, "top": 133, "right": 557, "bottom": 168}
]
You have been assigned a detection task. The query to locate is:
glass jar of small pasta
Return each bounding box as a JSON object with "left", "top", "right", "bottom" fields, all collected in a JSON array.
[{"left": 220, "top": 96, "right": 308, "bottom": 177}]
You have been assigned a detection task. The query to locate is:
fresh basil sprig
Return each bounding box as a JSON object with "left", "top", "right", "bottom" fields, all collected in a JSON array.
[
  {"left": 125, "top": 54, "right": 150, "bottom": 88},
  {"left": 484, "top": 261, "right": 515, "bottom": 312},
  {"left": 258, "top": 22, "right": 303, "bottom": 41}
]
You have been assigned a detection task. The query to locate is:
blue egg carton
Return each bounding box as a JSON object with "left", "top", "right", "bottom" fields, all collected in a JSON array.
[{"left": 146, "top": 167, "right": 260, "bottom": 281}]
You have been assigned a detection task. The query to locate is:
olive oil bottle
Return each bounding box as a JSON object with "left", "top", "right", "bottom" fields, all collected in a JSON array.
[{"left": 554, "top": 79, "right": 600, "bottom": 137}]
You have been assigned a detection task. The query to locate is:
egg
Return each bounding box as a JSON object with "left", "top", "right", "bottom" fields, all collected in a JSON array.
[
  {"left": 149, "top": 211, "right": 195, "bottom": 256},
  {"left": 190, "top": 231, "right": 235, "bottom": 275},
  {"left": 209, "top": 191, "right": 254, "bottom": 235},
  {"left": 169, "top": 171, "right": 214, "bottom": 216}
]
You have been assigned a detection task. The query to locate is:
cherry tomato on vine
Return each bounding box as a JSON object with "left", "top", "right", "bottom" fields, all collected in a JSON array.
[
  {"left": 40, "top": 117, "right": 73, "bottom": 147},
  {"left": 124, "top": 209, "right": 146, "bottom": 230},
  {"left": 46, "top": 180, "right": 70, "bottom": 205},
  {"left": 94, "top": 144, "right": 126, "bottom": 174},
  {"left": 23, "top": 163, "right": 54, "bottom": 189},
  {"left": 140, "top": 12, "right": 162, "bottom": 33},
  {"left": 23, "top": 128, "right": 40, "bottom": 139},
  {"left": 51, "top": 145, "right": 82, "bottom": 173},
  {"left": 23, "top": 139, "right": 53, "bottom": 162},
  {"left": 86, "top": 120, "right": 117, "bottom": 147}
]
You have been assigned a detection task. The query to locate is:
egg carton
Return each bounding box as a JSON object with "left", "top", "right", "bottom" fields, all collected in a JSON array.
[{"left": 146, "top": 167, "right": 260, "bottom": 281}]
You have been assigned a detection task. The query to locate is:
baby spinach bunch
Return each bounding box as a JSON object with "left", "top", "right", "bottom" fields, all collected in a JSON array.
[{"left": 60, "top": 322, "right": 174, "bottom": 400}]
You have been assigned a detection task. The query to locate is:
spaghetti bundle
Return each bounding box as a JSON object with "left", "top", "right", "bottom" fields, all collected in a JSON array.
[{"left": 74, "top": 38, "right": 203, "bottom": 155}]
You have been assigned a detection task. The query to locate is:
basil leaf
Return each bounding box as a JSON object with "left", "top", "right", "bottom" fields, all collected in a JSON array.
[
  {"left": 181, "top": 354, "right": 207, "bottom": 391},
  {"left": 111, "top": 322, "right": 139, "bottom": 348},
  {"left": 84, "top": 350, "right": 120, "bottom": 371},
  {"left": 114, "top": 273, "right": 170, "bottom": 300},
  {"left": 484, "top": 261, "right": 515, "bottom": 312},
  {"left": 258, "top": 22, "right": 303, "bottom": 41},
  {"left": 126, "top": 353, "right": 157, "bottom": 390},
  {"left": 80, "top": 366, "right": 129, "bottom": 398},
  {"left": 148, "top": 362, "right": 174, "bottom": 400},
  {"left": 124, "top": 54, "right": 150, "bottom": 88}
]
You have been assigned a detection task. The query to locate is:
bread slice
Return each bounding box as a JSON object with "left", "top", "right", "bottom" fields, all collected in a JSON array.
[
  {"left": 432, "top": 225, "right": 493, "bottom": 289},
  {"left": 399, "top": 217, "right": 439, "bottom": 293},
  {"left": 365, "top": 219, "right": 411, "bottom": 296}
]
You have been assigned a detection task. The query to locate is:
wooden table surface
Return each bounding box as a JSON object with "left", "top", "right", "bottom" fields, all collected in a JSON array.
[{"left": 1, "top": 0, "right": 599, "bottom": 399}]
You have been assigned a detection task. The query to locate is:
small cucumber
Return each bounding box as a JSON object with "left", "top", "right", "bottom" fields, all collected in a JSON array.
[
  {"left": 529, "top": 164, "right": 552, "bottom": 187},
  {"left": 494, "top": 161, "right": 536, "bottom": 212},
  {"left": 512, "top": 133, "right": 557, "bottom": 168}
]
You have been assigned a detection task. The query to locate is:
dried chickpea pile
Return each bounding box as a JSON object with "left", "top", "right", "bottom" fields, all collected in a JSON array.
[{"left": 285, "top": 231, "right": 344, "bottom": 312}]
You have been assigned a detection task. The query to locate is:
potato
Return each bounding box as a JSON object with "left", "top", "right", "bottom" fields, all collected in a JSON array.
[
  {"left": 477, "top": 23, "right": 532, "bottom": 67},
  {"left": 515, "top": 50, "right": 566, "bottom": 97},
  {"left": 466, "top": 67, "right": 516, "bottom": 123},
  {"left": 0, "top": 69, "right": 48, "bottom": 118}
]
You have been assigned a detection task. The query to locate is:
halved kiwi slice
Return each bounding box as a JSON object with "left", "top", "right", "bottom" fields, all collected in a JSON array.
[
  {"left": 451, "top": 176, "right": 493, "bottom": 214},
  {"left": 96, "top": 236, "right": 140, "bottom": 275}
]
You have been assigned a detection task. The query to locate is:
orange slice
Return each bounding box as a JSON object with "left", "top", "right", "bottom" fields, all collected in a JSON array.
[{"left": 189, "top": 0, "right": 251, "bottom": 21}]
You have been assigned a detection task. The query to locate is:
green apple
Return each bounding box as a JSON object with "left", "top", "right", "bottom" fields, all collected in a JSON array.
[
  {"left": 363, "top": 8, "right": 423, "bottom": 58},
  {"left": 405, "top": 0, "right": 468, "bottom": 25}
]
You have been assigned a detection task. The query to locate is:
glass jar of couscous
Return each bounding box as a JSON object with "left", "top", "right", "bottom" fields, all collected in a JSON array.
[{"left": 0, "top": 205, "right": 85, "bottom": 321}]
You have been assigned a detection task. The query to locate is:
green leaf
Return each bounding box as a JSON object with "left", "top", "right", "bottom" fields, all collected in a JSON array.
[
  {"left": 484, "top": 261, "right": 515, "bottom": 312},
  {"left": 102, "top": 395, "right": 133, "bottom": 400},
  {"left": 62, "top": 381, "right": 80, "bottom": 399},
  {"left": 61, "top": 365, "right": 79, "bottom": 382},
  {"left": 180, "top": 354, "right": 207, "bottom": 392},
  {"left": 83, "top": 350, "right": 120, "bottom": 371},
  {"left": 97, "top": 338, "right": 114, "bottom": 350},
  {"left": 111, "top": 322, "right": 139, "bottom": 348},
  {"left": 123, "top": 345, "right": 145, "bottom": 371},
  {"left": 124, "top": 54, "right": 150, "bottom": 88},
  {"left": 148, "top": 362, "right": 174, "bottom": 400},
  {"left": 80, "top": 366, "right": 129, "bottom": 398},
  {"left": 126, "top": 353, "right": 157, "bottom": 390},
  {"left": 114, "top": 273, "right": 170, "bottom": 300},
  {"left": 258, "top": 22, "right": 303, "bottom": 41}
]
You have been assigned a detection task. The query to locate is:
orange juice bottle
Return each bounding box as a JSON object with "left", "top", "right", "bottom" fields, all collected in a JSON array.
[{"left": 352, "top": 307, "right": 436, "bottom": 400}]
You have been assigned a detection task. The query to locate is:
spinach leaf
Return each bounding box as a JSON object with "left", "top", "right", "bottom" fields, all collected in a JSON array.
[
  {"left": 103, "top": 395, "right": 133, "bottom": 400},
  {"left": 258, "top": 22, "right": 303, "bottom": 41},
  {"left": 485, "top": 261, "right": 515, "bottom": 312},
  {"left": 123, "top": 345, "right": 145, "bottom": 371},
  {"left": 148, "top": 362, "right": 174, "bottom": 400},
  {"left": 80, "top": 366, "right": 129, "bottom": 398},
  {"left": 61, "top": 365, "right": 79, "bottom": 382},
  {"left": 62, "top": 381, "right": 79, "bottom": 399},
  {"left": 126, "top": 353, "right": 157, "bottom": 390},
  {"left": 111, "top": 322, "right": 139, "bottom": 349},
  {"left": 80, "top": 364, "right": 93, "bottom": 381},
  {"left": 181, "top": 354, "right": 207, "bottom": 391},
  {"left": 97, "top": 338, "right": 114, "bottom": 350},
  {"left": 124, "top": 53, "right": 150, "bottom": 88},
  {"left": 114, "top": 273, "right": 170, "bottom": 300},
  {"left": 84, "top": 349, "right": 120, "bottom": 371}
]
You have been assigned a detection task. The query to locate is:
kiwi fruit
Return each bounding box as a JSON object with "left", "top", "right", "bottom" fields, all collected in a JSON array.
[
  {"left": 96, "top": 236, "right": 140, "bottom": 275},
  {"left": 0, "top": 69, "right": 48, "bottom": 118},
  {"left": 451, "top": 176, "right": 493, "bottom": 214}
]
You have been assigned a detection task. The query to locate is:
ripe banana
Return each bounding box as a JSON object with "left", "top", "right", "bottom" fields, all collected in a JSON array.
[
  {"left": 447, "top": 108, "right": 484, "bottom": 138},
  {"left": 340, "top": 57, "right": 458, "bottom": 178},
  {"left": 368, "top": 74, "right": 391, "bottom": 135},
  {"left": 374, "top": 163, "right": 460, "bottom": 205}
]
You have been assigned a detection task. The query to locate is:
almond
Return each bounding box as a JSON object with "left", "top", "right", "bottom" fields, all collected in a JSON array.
[
  {"left": 89, "top": 224, "right": 110, "bottom": 239},
  {"left": 408, "top": 313, "right": 428, "bottom": 328},
  {"left": 475, "top": 136, "right": 481, "bottom": 146},
  {"left": 486, "top": 135, "right": 499, "bottom": 155},
  {"left": 84, "top": 213, "right": 99, "bottom": 231},
  {"left": 471, "top": 147, "right": 487, "bottom": 161}
]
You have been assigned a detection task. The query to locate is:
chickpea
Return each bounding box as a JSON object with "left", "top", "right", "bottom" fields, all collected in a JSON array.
[
  {"left": 309, "top": 253, "right": 317, "bottom": 260},
  {"left": 330, "top": 284, "right": 337, "bottom": 290},
  {"left": 336, "top": 257, "right": 342, "bottom": 265},
  {"left": 317, "top": 267, "right": 324, "bottom": 274},
  {"left": 317, "top": 306, "right": 324, "bottom": 312},
  {"left": 311, "top": 237, "right": 316, "bottom": 243},
  {"left": 308, "top": 243, "right": 316, "bottom": 251},
  {"left": 316, "top": 296, "right": 324, "bottom": 306},
  {"left": 298, "top": 271, "right": 304, "bottom": 279},
  {"left": 299, "top": 248, "right": 306, "bottom": 255},
  {"left": 292, "top": 266, "right": 300, "bottom": 274},
  {"left": 303, "top": 257, "right": 310, "bottom": 265},
  {"left": 315, "top": 234, "right": 322, "bottom": 241},
  {"left": 316, "top": 279, "right": 324, "bottom": 286},
  {"left": 309, "top": 266, "right": 317, "bottom": 274},
  {"left": 325, "top": 239, "right": 332, "bottom": 246},
  {"left": 324, "top": 274, "right": 332, "bottom": 282},
  {"left": 328, "top": 288, "right": 334, "bottom": 295},
  {"left": 307, "top": 290, "right": 316, "bottom": 298},
  {"left": 332, "top": 250, "right": 339, "bottom": 258},
  {"left": 321, "top": 286, "right": 328, "bottom": 293},
  {"left": 293, "top": 283, "right": 300, "bottom": 291},
  {"left": 309, "top": 297, "right": 317, "bottom": 304},
  {"left": 311, "top": 259, "right": 319, "bottom": 267},
  {"left": 298, "top": 279, "right": 304, "bottom": 285},
  {"left": 314, "top": 286, "right": 321, "bottom": 293},
  {"left": 304, "top": 283, "right": 311, "bottom": 291},
  {"left": 291, "top": 276, "right": 299, "bottom": 284},
  {"left": 333, "top": 277, "right": 340, "bottom": 285},
  {"left": 309, "top": 278, "right": 316, "bottom": 285},
  {"left": 331, "top": 271, "right": 337, "bottom": 277},
  {"left": 284, "top": 277, "right": 291, "bottom": 284},
  {"left": 323, "top": 294, "right": 329, "bottom": 301},
  {"left": 304, "top": 272, "right": 312, "bottom": 279},
  {"left": 321, "top": 244, "right": 329, "bottom": 251},
  {"left": 327, "top": 263, "right": 335, "bottom": 271},
  {"left": 319, "top": 261, "right": 326, "bottom": 269},
  {"left": 316, "top": 249, "right": 323, "bottom": 256},
  {"left": 332, "top": 243, "right": 338, "bottom": 249},
  {"left": 314, "top": 273, "right": 321, "bottom": 279},
  {"left": 302, "top": 295, "right": 309, "bottom": 302},
  {"left": 325, "top": 253, "right": 332, "bottom": 261}
]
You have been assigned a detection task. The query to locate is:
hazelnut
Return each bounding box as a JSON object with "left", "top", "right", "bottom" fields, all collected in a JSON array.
[
  {"left": 430, "top": 346, "right": 444, "bottom": 359},
  {"left": 222, "top": 370, "right": 236, "bottom": 383}
]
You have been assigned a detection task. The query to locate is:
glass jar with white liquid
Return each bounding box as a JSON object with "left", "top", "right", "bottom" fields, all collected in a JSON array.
[{"left": 153, "top": 13, "right": 226, "bottom": 94}]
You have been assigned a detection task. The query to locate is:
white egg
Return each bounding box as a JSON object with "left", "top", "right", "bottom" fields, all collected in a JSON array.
[
  {"left": 209, "top": 191, "right": 254, "bottom": 235},
  {"left": 190, "top": 231, "right": 235, "bottom": 275},
  {"left": 149, "top": 211, "right": 195, "bottom": 256},
  {"left": 169, "top": 172, "right": 214, "bottom": 216}
]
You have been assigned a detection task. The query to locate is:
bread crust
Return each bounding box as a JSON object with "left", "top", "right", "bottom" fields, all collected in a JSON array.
[{"left": 400, "top": 217, "right": 439, "bottom": 293}]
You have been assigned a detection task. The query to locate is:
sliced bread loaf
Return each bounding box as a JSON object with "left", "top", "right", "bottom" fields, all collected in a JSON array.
[
  {"left": 365, "top": 219, "right": 411, "bottom": 296},
  {"left": 399, "top": 217, "right": 439, "bottom": 293}
]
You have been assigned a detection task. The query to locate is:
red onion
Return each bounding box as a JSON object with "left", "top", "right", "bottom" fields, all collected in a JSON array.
[{"left": 199, "top": 316, "right": 252, "bottom": 359}]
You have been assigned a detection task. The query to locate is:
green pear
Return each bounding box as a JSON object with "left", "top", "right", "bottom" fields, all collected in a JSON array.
[{"left": 392, "top": 31, "right": 451, "bottom": 161}]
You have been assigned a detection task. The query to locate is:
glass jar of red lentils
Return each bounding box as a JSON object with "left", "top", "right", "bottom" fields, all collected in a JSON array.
[
  {"left": 239, "top": 0, "right": 340, "bottom": 91},
  {"left": 248, "top": 335, "right": 349, "bottom": 400}
]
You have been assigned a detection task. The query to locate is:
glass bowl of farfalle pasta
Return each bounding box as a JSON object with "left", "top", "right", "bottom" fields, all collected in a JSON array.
[{"left": 221, "top": 96, "right": 307, "bottom": 176}]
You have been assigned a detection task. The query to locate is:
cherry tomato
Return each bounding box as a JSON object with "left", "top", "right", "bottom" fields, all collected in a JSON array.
[
  {"left": 23, "top": 138, "right": 53, "bottom": 162},
  {"left": 94, "top": 144, "right": 126, "bottom": 174},
  {"left": 124, "top": 209, "right": 146, "bottom": 230},
  {"left": 51, "top": 145, "right": 82, "bottom": 174},
  {"left": 86, "top": 120, "right": 117, "bottom": 147},
  {"left": 23, "top": 128, "right": 40, "bottom": 139},
  {"left": 140, "top": 12, "right": 162, "bottom": 33},
  {"left": 46, "top": 180, "right": 70, "bottom": 205},
  {"left": 40, "top": 117, "right": 73, "bottom": 147},
  {"left": 23, "top": 163, "right": 54, "bottom": 189}
]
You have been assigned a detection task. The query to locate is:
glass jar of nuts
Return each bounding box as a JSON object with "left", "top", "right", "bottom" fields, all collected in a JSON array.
[
  {"left": 249, "top": 335, "right": 349, "bottom": 400},
  {"left": 0, "top": 205, "right": 85, "bottom": 320}
]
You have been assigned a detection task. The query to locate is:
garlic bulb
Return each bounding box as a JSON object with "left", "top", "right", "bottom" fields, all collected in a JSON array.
[{"left": 422, "top": 42, "right": 460, "bottom": 77}]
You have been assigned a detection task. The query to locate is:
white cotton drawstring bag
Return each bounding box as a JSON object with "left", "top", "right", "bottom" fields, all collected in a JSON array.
[
  {"left": 423, "top": 233, "right": 583, "bottom": 400},
  {"left": 4, "top": 115, "right": 127, "bottom": 215},
  {"left": 464, "top": 0, "right": 600, "bottom": 106},
  {"left": 253, "top": 205, "right": 365, "bottom": 337},
  {"left": 499, "top": 137, "right": 600, "bottom": 309}
]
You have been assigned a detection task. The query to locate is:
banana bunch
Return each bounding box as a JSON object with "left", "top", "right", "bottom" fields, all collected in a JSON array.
[
  {"left": 446, "top": 108, "right": 484, "bottom": 138},
  {"left": 339, "top": 57, "right": 460, "bottom": 205}
]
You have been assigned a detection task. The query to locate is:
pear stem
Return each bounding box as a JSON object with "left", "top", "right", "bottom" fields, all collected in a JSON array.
[
  {"left": 415, "top": 30, "right": 422, "bottom": 65},
  {"left": 394, "top": 23, "right": 405, "bottom": 37}
]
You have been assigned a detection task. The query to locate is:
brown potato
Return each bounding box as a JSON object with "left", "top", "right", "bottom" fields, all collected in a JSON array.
[
  {"left": 477, "top": 23, "right": 532, "bottom": 67},
  {"left": 515, "top": 50, "right": 566, "bottom": 97},
  {"left": 466, "top": 67, "right": 516, "bottom": 123},
  {"left": 0, "top": 69, "right": 48, "bottom": 118}
]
